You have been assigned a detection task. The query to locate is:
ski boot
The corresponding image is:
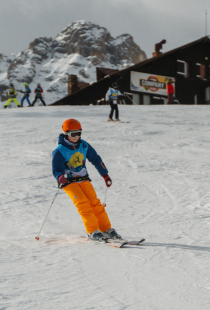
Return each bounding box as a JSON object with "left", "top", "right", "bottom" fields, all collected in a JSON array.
[
  {"left": 102, "top": 228, "right": 122, "bottom": 240},
  {"left": 108, "top": 118, "right": 114, "bottom": 121},
  {"left": 115, "top": 119, "right": 120, "bottom": 122},
  {"left": 88, "top": 230, "right": 107, "bottom": 242}
]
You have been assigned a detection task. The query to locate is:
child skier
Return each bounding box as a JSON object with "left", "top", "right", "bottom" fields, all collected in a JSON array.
[
  {"left": 105, "top": 82, "right": 124, "bottom": 121},
  {"left": 20, "top": 82, "right": 32, "bottom": 107},
  {"left": 52, "top": 118, "right": 121, "bottom": 241},
  {"left": 32, "top": 83, "right": 46, "bottom": 106},
  {"left": 4, "top": 83, "right": 21, "bottom": 108}
]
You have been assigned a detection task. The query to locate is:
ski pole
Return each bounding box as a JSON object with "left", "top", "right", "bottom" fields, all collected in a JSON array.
[
  {"left": 174, "top": 95, "right": 181, "bottom": 105},
  {"left": 124, "top": 94, "right": 138, "bottom": 105},
  {"left": 102, "top": 187, "right": 108, "bottom": 207},
  {"left": 35, "top": 185, "right": 61, "bottom": 240}
]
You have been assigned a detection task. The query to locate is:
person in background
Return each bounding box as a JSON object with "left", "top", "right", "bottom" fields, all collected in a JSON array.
[
  {"left": 52, "top": 118, "right": 121, "bottom": 242},
  {"left": 166, "top": 79, "right": 175, "bottom": 104},
  {"left": 4, "top": 83, "right": 21, "bottom": 108},
  {"left": 20, "top": 82, "right": 32, "bottom": 107},
  {"left": 32, "top": 83, "right": 46, "bottom": 106},
  {"left": 105, "top": 82, "right": 124, "bottom": 121}
]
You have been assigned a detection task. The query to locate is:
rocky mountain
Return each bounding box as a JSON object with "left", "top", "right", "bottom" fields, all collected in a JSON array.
[{"left": 0, "top": 20, "right": 147, "bottom": 105}]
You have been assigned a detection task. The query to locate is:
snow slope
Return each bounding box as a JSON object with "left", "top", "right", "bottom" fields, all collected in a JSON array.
[{"left": 1, "top": 105, "right": 210, "bottom": 309}]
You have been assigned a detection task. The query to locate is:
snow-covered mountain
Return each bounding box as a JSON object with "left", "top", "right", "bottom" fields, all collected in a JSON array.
[{"left": 0, "top": 21, "right": 147, "bottom": 105}]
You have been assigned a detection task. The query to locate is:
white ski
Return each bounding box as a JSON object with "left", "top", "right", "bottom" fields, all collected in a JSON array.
[{"left": 107, "top": 238, "right": 145, "bottom": 248}]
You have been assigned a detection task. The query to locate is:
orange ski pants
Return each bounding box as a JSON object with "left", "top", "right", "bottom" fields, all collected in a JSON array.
[{"left": 63, "top": 181, "right": 111, "bottom": 234}]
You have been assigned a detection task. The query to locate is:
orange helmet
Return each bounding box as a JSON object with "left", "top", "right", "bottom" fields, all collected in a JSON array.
[{"left": 62, "top": 119, "right": 82, "bottom": 132}]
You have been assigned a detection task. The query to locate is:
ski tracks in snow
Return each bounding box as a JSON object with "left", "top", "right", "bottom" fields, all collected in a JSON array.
[{"left": 1, "top": 106, "right": 210, "bottom": 309}]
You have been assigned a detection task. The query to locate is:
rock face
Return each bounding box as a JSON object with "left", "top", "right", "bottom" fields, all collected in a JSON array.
[
  {"left": 54, "top": 21, "right": 146, "bottom": 64},
  {"left": 0, "top": 21, "right": 147, "bottom": 105}
]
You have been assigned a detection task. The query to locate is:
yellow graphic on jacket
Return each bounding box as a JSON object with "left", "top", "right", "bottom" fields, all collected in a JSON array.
[
  {"left": 68, "top": 152, "right": 84, "bottom": 168},
  {"left": 8, "top": 89, "right": 17, "bottom": 97}
]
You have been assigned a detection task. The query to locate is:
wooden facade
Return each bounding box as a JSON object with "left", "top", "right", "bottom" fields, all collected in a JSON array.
[{"left": 51, "top": 37, "right": 210, "bottom": 106}]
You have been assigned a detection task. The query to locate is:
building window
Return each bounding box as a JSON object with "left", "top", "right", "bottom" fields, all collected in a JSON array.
[
  {"left": 143, "top": 94, "right": 151, "bottom": 105},
  {"left": 177, "top": 60, "right": 192, "bottom": 78},
  {"left": 196, "top": 63, "right": 206, "bottom": 80},
  {"left": 206, "top": 86, "right": 210, "bottom": 103},
  {"left": 196, "top": 63, "right": 201, "bottom": 77},
  {"left": 200, "top": 65, "right": 205, "bottom": 79},
  {"left": 177, "top": 60, "right": 185, "bottom": 75}
]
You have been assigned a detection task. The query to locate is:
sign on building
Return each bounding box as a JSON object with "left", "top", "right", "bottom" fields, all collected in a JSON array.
[{"left": 130, "top": 71, "right": 175, "bottom": 96}]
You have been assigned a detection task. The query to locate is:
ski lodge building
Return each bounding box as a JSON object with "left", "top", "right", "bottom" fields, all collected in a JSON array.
[{"left": 51, "top": 36, "right": 210, "bottom": 106}]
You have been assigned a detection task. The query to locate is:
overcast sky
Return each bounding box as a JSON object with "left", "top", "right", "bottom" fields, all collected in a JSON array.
[{"left": 0, "top": 0, "right": 209, "bottom": 59}]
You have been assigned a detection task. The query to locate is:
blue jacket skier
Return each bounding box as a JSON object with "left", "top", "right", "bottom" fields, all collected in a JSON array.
[
  {"left": 52, "top": 118, "right": 121, "bottom": 241},
  {"left": 20, "top": 82, "right": 32, "bottom": 107},
  {"left": 105, "top": 82, "right": 124, "bottom": 121}
]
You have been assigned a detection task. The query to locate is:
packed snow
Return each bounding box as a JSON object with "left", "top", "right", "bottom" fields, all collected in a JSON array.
[{"left": 1, "top": 104, "right": 210, "bottom": 309}]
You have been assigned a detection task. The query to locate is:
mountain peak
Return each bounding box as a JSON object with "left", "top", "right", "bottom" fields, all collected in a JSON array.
[{"left": 0, "top": 21, "right": 147, "bottom": 105}]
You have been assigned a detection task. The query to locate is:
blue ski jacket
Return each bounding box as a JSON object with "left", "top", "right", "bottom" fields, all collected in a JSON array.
[
  {"left": 22, "top": 86, "right": 31, "bottom": 97},
  {"left": 52, "top": 134, "right": 108, "bottom": 187},
  {"left": 105, "top": 88, "right": 122, "bottom": 101}
]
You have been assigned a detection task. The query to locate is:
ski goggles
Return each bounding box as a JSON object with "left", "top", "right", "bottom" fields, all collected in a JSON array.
[{"left": 65, "top": 130, "right": 82, "bottom": 137}]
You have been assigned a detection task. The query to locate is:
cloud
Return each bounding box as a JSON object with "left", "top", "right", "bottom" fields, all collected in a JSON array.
[{"left": 0, "top": 0, "right": 209, "bottom": 57}]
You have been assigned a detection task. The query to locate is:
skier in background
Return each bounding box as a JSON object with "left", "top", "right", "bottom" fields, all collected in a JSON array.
[
  {"left": 31, "top": 83, "right": 46, "bottom": 106},
  {"left": 4, "top": 83, "right": 21, "bottom": 108},
  {"left": 166, "top": 79, "right": 175, "bottom": 104},
  {"left": 105, "top": 82, "right": 124, "bottom": 121},
  {"left": 20, "top": 82, "right": 32, "bottom": 107},
  {"left": 52, "top": 118, "right": 121, "bottom": 241}
]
